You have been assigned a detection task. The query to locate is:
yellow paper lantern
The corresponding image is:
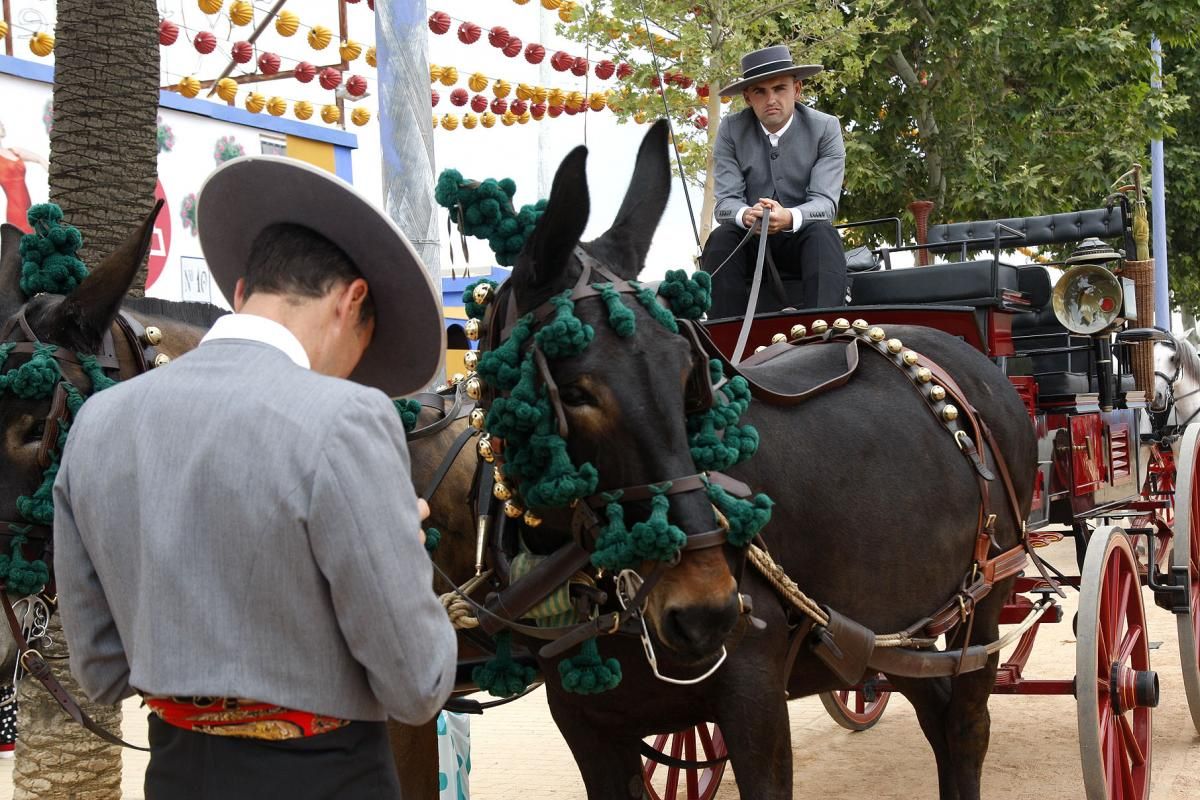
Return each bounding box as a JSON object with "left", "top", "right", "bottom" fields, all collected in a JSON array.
[
  {"left": 677, "top": 140, "right": 690, "bottom": 153},
  {"left": 441, "top": 113, "right": 459, "bottom": 131},
  {"left": 293, "top": 100, "right": 313, "bottom": 120},
  {"left": 515, "top": 83, "right": 534, "bottom": 102},
  {"left": 229, "top": 0, "right": 253, "bottom": 26},
  {"left": 366, "top": 47, "right": 377, "bottom": 67},
  {"left": 532, "top": 86, "right": 548, "bottom": 104},
  {"left": 513, "top": 0, "right": 530, "bottom": 4},
  {"left": 540, "top": 0, "right": 561, "bottom": 9},
  {"left": 518, "top": 111, "right": 531, "bottom": 124},
  {"left": 177, "top": 76, "right": 201, "bottom": 98},
  {"left": 215, "top": 78, "right": 239, "bottom": 102},
  {"left": 492, "top": 79, "right": 511, "bottom": 99},
  {"left": 275, "top": 10, "right": 299, "bottom": 36},
  {"left": 501, "top": 111, "right": 517, "bottom": 127},
  {"left": 29, "top": 32, "right": 54, "bottom": 57},
  {"left": 481, "top": 112, "right": 496, "bottom": 128},
  {"left": 340, "top": 40, "right": 363, "bottom": 62},
  {"left": 462, "top": 113, "right": 478, "bottom": 129},
  {"left": 322, "top": 105, "right": 342, "bottom": 124},
  {"left": 721, "top": 95, "right": 732, "bottom": 104},
  {"left": 198, "top": 0, "right": 223, "bottom": 14},
  {"left": 308, "top": 25, "right": 332, "bottom": 51},
  {"left": 244, "top": 92, "right": 266, "bottom": 113},
  {"left": 547, "top": 88, "right": 565, "bottom": 108},
  {"left": 429, "top": 64, "right": 443, "bottom": 83},
  {"left": 351, "top": 107, "right": 371, "bottom": 126},
  {"left": 606, "top": 20, "right": 622, "bottom": 40},
  {"left": 0, "top": 21, "right": 8, "bottom": 41},
  {"left": 468, "top": 72, "right": 489, "bottom": 93},
  {"left": 589, "top": 91, "right": 607, "bottom": 111},
  {"left": 267, "top": 97, "right": 287, "bottom": 116},
  {"left": 558, "top": 3, "right": 578, "bottom": 22},
  {"left": 566, "top": 91, "right": 584, "bottom": 110},
  {"left": 634, "top": 111, "right": 647, "bottom": 124},
  {"left": 439, "top": 67, "right": 458, "bottom": 87}
]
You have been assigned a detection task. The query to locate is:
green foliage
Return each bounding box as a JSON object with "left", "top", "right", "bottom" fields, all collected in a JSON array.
[{"left": 1165, "top": 47, "right": 1200, "bottom": 318}]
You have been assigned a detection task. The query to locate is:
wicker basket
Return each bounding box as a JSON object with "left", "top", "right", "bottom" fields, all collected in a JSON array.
[{"left": 1121, "top": 258, "right": 1155, "bottom": 395}]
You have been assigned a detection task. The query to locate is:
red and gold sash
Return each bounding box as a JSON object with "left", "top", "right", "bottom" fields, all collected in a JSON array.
[{"left": 144, "top": 696, "right": 350, "bottom": 741}]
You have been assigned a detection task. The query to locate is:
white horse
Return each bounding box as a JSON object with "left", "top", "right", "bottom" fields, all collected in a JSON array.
[{"left": 1152, "top": 329, "right": 1200, "bottom": 426}]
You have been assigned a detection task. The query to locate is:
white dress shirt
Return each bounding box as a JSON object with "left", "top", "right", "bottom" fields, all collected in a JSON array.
[
  {"left": 735, "top": 113, "right": 803, "bottom": 233},
  {"left": 199, "top": 313, "right": 311, "bottom": 369}
]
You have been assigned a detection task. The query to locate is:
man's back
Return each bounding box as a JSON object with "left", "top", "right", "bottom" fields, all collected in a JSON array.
[{"left": 55, "top": 338, "right": 456, "bottom": 723}]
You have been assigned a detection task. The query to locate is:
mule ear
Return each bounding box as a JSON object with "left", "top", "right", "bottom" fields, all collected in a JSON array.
[
  {"left": 55, "top": 200, "right": 163, "bottom": 351},
  {"left": 0, "top": 224, "right": 24, "bottom": 308},
  {"left": 592, "top": 119, "right": 671, "bottom": 278},
  {"left": 521, "top": 145, "right": 589, "bottom": 290}
]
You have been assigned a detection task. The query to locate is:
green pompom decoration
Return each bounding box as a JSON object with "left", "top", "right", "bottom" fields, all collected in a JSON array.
[
  {"left": 423, "top": 527, "right": 441, "bottom": 552},
  {"left": 394, "top": 398, "right": 422, "bottom": 433},
  {"left": 19, "top": 204, "right": 89, "bottom": 297},
  {"left": 7, "top": 345, "right": 60, "bottom": 400},
  {"left": 559, "top": 638, "right": 622, "bottom": 694},
  {"left": 590, "top": 485, "right": 686, "bottom": 570},
  {"left": 707, "top": 482, "right": 774, "bottom": 547},
  {"left": 78, "top": 354, "right": 117, "bottom": 393},
  {"left": 0, "top": 535, "right": 49, "bottom": 597},
  {"left": 631, "top": 281, "right": 678, "bottom": 333},
  {"left": 435, "top": 170, "right": 546, "bottom": 266},
  {"left": 16, "top": 462, "right": 57, "bottom": 527},
  {"left": 521, "top": 431, "right": 599, "bottom": 508},
  {"left": 592, "top": 283, "right": 636, "bottom": 337},
  {"left": 656, "top": 269, "right": 712, "bottom": 320},
  {"left": 534, "top": 291, "right": 594, "bottom": 360},
  {"left": 477, "top": 315, "right": 533, "bottom": 392},
  {"left": 472, "top": 631, "right": 536, "bottom": 698},
  {"left": 463, "top": 278, "right": 499, "bottom": 321}
]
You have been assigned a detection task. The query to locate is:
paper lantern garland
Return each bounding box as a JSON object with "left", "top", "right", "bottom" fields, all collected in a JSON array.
[
  {"left": 231, "top": 41, "right": 253, "bottom": 64},
  {"left": 245, "top": 92, "right": 266, "bottom": 113},
  {"left": 502, "top": 37, "right": 522, "bottom": 58},
  {"left": 293, "top": 100, "right": 313, "bottom": 120},
  {"left": 319, "top": 67, "right": 342, "bottom": 90},
  {"left": 431, "top": 90, "right": 440, "bottom": 106},
  {"left": 193, "top": 31, "right": 217, "bottom": 54},
  {"left": 458, "top": 22, "right": 481, "bottom": 44},
  {"left": 346, "top": 75, "right": 369, "bottom": 97},
  {"left": 493, "top": 80, "right": 511, "bottom": 98},
  {"left": 340, "top": 40, "right": 363, "bottom": 62},
  {"left": 257, "top": 52, "right": 281, "bottom": 75},
  {"left": 294, "top": 62, "right": 316, "bottom": 83},
  {"left": 177, "top": 76, "right": 201, "bottom": 98},
  {"left": 365, "top": 47, "right": 377, "bottom": 67},
  {"left": 307, "top": 25, "right": 332, "bottom": 50},
  {"left": 524, "top": 44, "right": 545, "bottom": 64},
  {"left": 351, "top": 107, "right": 372, "bottom": 126},
  {"left": 267, "top": 97, "right": 287, "bottom": 116},
  {"left": 429, "top": 11, "right": 452, "bottom": 34},
  {"left": 488, "top": 26, "right": 509, "bottom": 48},
  {"left": 215, "top": 78, "right": 238, "bottom": 102},
  {"left": 229, "top": 0, "right": 253, "bottom": 26},
  {"left": 275, "top": 10, "right": 299, "bottom": 36},
  {"left": 470, "top": 94, "right": 488, "bottom": 112},
  {"left": 29, "top": 33, "right": 54, "bottom": 57},
  {"left": 450, "top": 88, "right": 469, "bottom": 107},
  {"left": 321, "top": 105, "right": 341, "bottom": 124},
  {"left": 198, "top": 0, "right": 223, "bottom": 13}
]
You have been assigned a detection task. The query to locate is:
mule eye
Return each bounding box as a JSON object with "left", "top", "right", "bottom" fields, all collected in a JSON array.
[
  {"left": 560, "top": 384, "right": 596, "bottom": 407},
  {"left": 28, "top": 420, "right": 46, "bottom": 441}
]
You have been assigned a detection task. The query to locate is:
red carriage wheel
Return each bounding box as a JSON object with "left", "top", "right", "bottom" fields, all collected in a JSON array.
[
  {"left": 818, "top": 673, "right": 892, "bottom": 731},
  {"left": 1077, "top": 526, "right": 1157, "bottom": 800},
  {"left": 1169, "top": 425, "right": 1200, "bottom": 732},
  {"left": 642, "top": 723, "right": 727, "bottom": 800}
]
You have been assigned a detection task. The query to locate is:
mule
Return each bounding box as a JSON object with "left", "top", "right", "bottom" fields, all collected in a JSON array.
[
  {"left": 1152, "top": 328, "right": 1200, "bottom": 427},
  {"left": 422, "top": 121, "right": 1036, "bottom": 800}
]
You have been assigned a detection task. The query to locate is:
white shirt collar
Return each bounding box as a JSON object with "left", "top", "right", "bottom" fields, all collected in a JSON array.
[
  {"left": 199, "top": 313, "right": 311, "bottom": 369},
  {"left": 760, "top": 112, "right": 795, "bottom": 146}
]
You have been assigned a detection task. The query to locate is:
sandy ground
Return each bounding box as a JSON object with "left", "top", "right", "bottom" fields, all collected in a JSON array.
[{"left": 1, "top": 540, "right": 1198, "bottom": 799}]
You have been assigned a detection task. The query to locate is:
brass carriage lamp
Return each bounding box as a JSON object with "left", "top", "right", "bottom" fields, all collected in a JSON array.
[{"left": 1052, "top": 238, "right": 1126, "bottom": 336}]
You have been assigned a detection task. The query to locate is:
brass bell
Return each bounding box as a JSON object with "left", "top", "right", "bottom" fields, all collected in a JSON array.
[
  {"left": 868, "top": 327, "right": 886, "bottom": 342},
  {"left": 523, "top": 510, "right": 543, "bottom": 528},
  {"left": 465, "top": 319, "right": 482, "bottom": 341},
  {"left": 153, "top": 353, "right": 171, "bottom": 368},
  {"left": 143, "top": 326, "right": 163, "bottom": 346},
  {"left": 812, "top": 319, "right": 829, "bottom": 334},
  {"left": 469, "top": 408, "right": 486, "bottom": 430},
  {"left": 503, "top": 500, "right": 524, "bottom": 519},
  {"left": 478, "top": 435, "right": 496, "bottom": 463},
  {"left": 472, "top": 282, "right": 494, "bottom": 305},
  {"left": 449, "top": 372, "right": 465, "bottom": 385},
  {"left": 493, "top": 482, "right": 512, "bottom": 501},
  {"left": 886, "top": 338, "right": 903, "bottom": 354},
  {"left": 903, "top": 350, "right": 919, "bottom": 366},
  {"left": 916, "top": 367, "right": 933, "bottom": 383},
  {"left": 771, "top": 333, "right": 788, "bottom": 345},
  {"left": 852, "top": 319, "right": 869, "bottom": 331},
  {"left": 789, "top": 324, "right": 807, "bottom": 339},
  {"left": 942, "top": 404, "right": 959, "bottom": 422},
  {"left": 833, "top": 318, "right": 850, "bottom": 330},
  {"left": 463, "top": 350, "right": 479, "bottom": 370},
  {"left": 930, "top": 385, "right": 946, "bottom": 402},
  {"left": 754, "top": 345, "right": 767, "bottom": 353},
  {"left": 465, "top": 376, "right": 483, "bottom": 400},
  {"left": 493, "top": 466, "right": 506, "bottom": 484}
]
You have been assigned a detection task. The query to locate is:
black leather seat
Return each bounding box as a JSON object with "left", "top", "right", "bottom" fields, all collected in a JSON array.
[{"left": 848, "top": 259, "right": 1019, "bottom": 307}]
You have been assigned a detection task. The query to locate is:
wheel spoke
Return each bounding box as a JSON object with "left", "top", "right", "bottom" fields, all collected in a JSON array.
[
  {"left": 697, "top": 723, "right": 717, "bottom": 760},
  {"left": 1116, "top": 623, "right": 1143, "bottom": 666},
  {"left": 685, "top": 729, "right": 699, "bottom": 798},
  {"left": 855, "top": 691, "right": 866, "bottom": 715},
  {"left": 1117, "top": 712, "right": 1147, "bottom": 767}
]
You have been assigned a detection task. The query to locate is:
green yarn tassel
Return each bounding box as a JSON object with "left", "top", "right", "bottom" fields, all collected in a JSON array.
[
  {"left": 591, "top": 283, "right": 636, "bottom": 337},
  {"left": 18, "top": 204, "right": 88, "bottom": 297},
  {"left": 559, "top": 638, "right": 622, "bottom": 694},
  {"left": 0, "top": 344, "right": 61, "bottom": 400},
  {"left": 462, "top": 278, "right": 499, "bottom": 320},
  {"left": 707, "top": 481, "right": 774, "bottom": 547},
  {"left": 0, "top": 534, "right": 50, "bottom": 597},
  {"left": 472, "top": 631, "right": 536, "bottom": 698},
  {"left": 687, "top": 362, "right": 759, "bottom": 472},
  {"left": 534, "top": 291, "right": 594, "bottom": 360},
  {"left": 592, "top": 492, "right": 635, "bottom": 571},
  {"left": 590, "top": 485, "right": 686, "bottom": 571},
  {"left": 630, "top": 281, "right": 678, "bottom": 333},
  {"left": 423, "top": 527, "right": 441, "bottom": 553},
  {"left": 477, "top": 315, "right": 534, "bottom": 392},
  {"left": 435, "top": 170, "right": 546, "bottom": 266},
  {"left": 16, "top": 462, "right": 58, "bottom": 527},
  {"left": 656, "top": 269, "right": 712, "bottom": 320},
  {"left": 78, "top": 354, "right": 117, "bottom": 393},
  {"left": 520, "top": 431, "right": 598, "bottom": 508},
  {"left": 485, "top": 360, "right": 548, "bottom": 442},
  {"left": 394, "top": 398, "right": 422, "bottom": 433}
]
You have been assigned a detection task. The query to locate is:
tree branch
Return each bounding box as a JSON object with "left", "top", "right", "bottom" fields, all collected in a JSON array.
[
  {"left": 740, "top": 2, "right": 799, "bottom": 29},
  {"left": 911, "top": 0, "right": 936, "bottom": 29},
  {"left": 888, "top": 49, "right": 919, "bottom": 87}
]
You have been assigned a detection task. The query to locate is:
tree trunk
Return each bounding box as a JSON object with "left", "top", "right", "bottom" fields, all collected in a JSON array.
[
  {"left": 49, "top": 0, "right": 160, "bottom": 296},
  {"left": 14, "top": 617, "right": 123, "bottom": 799},
  {"left": 698, "top": 91, "right": 722, "bottom": 249}
]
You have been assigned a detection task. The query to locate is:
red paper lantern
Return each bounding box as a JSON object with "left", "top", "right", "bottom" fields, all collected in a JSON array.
[
  {"left": 367, "top": 0, "right": 374, "bottom": 8},
  {"left": 564, "top": 103, "right": 580, "bottom": 115},
  {"left": 571, "top": 57, "right": 588, "bottom": 77},
  {"left": 193, "top": 31, "right": 217, "bottom": 54},
  {"left": 257, "top": 52, "right": 281, "bottom": 75},
  {"left": 294, "top": 61, "right": 316, "bottom": 83},
  {"left": 679, "top": 75, "right": 694, "bottom": 89},
  {"left": 431, "top": 90, "right": 440, "bottom": 106},
  {"left": 616, "top": 62, "right": 633, "bottom": 79},
  {"left": 594, "top": 60, "right": 615, "bottom": 80},
  {"left": 502, "top": 37, "right": 522, "bottom": 57},
  {"left": 319, "top": 67, "right": 342, "bottom": 90},
  {"left": 457, "top": 22, "right": 481, "bottom": 44},
  {"left": 428, "top": 11, "right": 451, "bottom": 34},
  {"left": 524, "top": 43, "right": 545, "bottom": 64},
  {"left": 159, "top": 20, "right": 179, "bottom": 46},
  {"left": 490, "top": 98, "right": 508, "bottom": 115},
  {"left": 696, "top": 84, "right": 709, "bottom": 98},
  {"left": 531, "top": 103, "right": 547, "bottom": 119},
  {"left": 488, "top": 26, "right": 509, "bottom": 48},
  {"left": 510, "top": 99, "right": 528, "bottom": 115},
  {"left": 346, "top": 75, "right": 368, "bottom": 97},
  {"left": 695, "top": 115, "right": 708, "bottom": 129},
  {"left": 470, "top": 94, "right": 488, "bottom": 113},
  {"left": 231, "top": 41, "right": 253, "bottom": 64},
  {"left": 548, "top": 104, "right": 563, "bottom": 118},
  {"left": 450, "top": 88, "right": 469, "bottom": 106},
  {"left": 647, "top": 74, "right": 661, "bottom": 88},
  {"left": 550, "top": 51, "right": 571, "bottom": 71}
]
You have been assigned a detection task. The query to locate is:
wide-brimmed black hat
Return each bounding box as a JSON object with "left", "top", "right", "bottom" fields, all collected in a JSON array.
[
  {"left": 719, "top": 45, "right": 823, "bottom": 97},
  {"left": 197, "top": 156, "right": 445, "bottom": 397}
]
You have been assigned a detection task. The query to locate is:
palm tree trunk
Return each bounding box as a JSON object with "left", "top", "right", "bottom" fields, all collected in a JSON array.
[{"left": 14, "top": 617, "right": 122, "bottom": 799}]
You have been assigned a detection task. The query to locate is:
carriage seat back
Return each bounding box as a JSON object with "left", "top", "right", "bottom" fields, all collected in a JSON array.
[
  {"left": 848, "top": 259, "right": 1019, "bottom": 307},
  {"left": 925, "top": 206, "right": 1130, "bottom": 257}
]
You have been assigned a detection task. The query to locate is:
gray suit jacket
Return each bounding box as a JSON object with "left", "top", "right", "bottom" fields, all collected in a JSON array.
[
  {"left": 713, "top": 103, "right": 845, "bottom": 230},
  {"left": 53, "top": 339, "right": 457, "bottom": 723}
]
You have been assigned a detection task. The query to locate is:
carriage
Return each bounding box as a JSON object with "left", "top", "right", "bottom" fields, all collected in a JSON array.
[{"left": 637, "top": 199, "right": 1199, "bottom": 800}]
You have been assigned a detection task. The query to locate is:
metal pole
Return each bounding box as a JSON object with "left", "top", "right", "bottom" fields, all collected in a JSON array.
[{"left": 1151, "top": 36, "right": 1170, "bottom": 328}]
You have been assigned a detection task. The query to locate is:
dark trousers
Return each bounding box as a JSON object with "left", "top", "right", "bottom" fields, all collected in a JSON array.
[
  {"left": 700, "top": 221, "right": 847, "bottom": 318},
  {"left": 145, "top": 715, "right": 402, "bottom": 800}
]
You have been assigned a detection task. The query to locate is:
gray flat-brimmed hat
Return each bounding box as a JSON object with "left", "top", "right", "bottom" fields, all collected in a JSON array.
[
  {"left": 197, "top": 155, "right": 445, "bottom": 398},
  {"left": 719, "top": 45, "right": 823, "bottom": 97}
]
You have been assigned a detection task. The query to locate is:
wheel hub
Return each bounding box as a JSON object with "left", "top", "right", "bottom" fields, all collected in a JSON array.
[{"left": 1110, "top": 662, "right": 1159, "bottom": 714}]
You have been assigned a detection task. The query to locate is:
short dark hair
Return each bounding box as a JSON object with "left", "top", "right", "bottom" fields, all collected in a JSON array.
[{"left": 243, "top": 223, "right": 375, "bottom": 323}]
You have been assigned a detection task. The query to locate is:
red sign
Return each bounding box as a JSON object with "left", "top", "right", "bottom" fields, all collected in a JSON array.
[{"left": 146, "top": 180, "right": 172, "bottom": 291}]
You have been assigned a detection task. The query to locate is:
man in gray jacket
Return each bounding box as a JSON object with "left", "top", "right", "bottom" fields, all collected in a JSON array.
[
  {"left": 53, "top": 157, "right": 455, "bottom": 799},
  {"left": 701, "top": 45, "right": 847, "bottom": 317}
]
